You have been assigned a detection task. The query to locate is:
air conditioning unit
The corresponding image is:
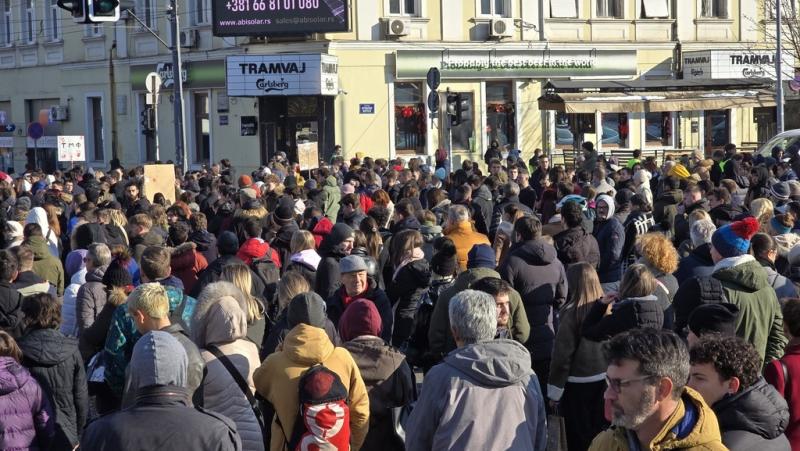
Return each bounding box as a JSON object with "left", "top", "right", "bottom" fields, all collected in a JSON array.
[
  {"left": 384, "top": 18, "right": 410, "bottom": 37},
  {"left": 50, "top": 105, "right": 68, "bottom": 121},
  {"left": 179, "top": 29, "right": 197, "bottom": 48},
  {"left": 489, "top": 18, "right": 514, "bottom": 38}
]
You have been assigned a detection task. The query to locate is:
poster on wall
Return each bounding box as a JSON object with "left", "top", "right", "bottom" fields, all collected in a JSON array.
[
  {"left": 297, "top": 141, "right": 319, "bottom": 171},
  {"left": 57, "top": 136, "right": 85, "bottom": 162},
  {"left": 241, "top": 116, "right": 258, "bottom": 136}
]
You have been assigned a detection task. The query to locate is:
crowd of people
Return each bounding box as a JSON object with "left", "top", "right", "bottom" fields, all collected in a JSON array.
[{"left": 0, "top": 143, "right": 800, "bottom": 450}]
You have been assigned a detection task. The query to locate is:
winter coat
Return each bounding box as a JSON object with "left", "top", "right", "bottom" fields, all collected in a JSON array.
[
  {"left": 129, "top": 230, "right": 164, "bottom": 265},
  {"left": 0, "top": 283, "right": 23, "bottom": 339},
  {"left": 387, "top": 259, "right": 431, "bottom": 348},
  {"left": 405, "top": 340, "right": 547, "bottom": 451},
  {"left": 489, "top": 198, "right": 533, "bottom": 240},
  {"left": 759, "top": 259, "right": 799, "bottom": 300},
  {"left": 673, "top": 255, "right": 787, "bottom": 364},
  {"left": 499, "top": 240, "right": 567, "bottom": 361},
  {"left": 653, "top": 189, "right": 683, "bottom": 237},
  {"left": 675, "top": 243, "right": 716, "bottom": 285},
  {"left": 237, "top": 237, "right": 281, "bottom": 268},
  {"left": 254, "top": 324, "right": 370, "bottom": 451},
  {"left": 594, "top": 216, "right": 626, "bottom": 283},
  {"left": 230, "top": 207, "right": 269, "bottom": 247},
  {"left": 26, "top": 236, "right": 64, "bottom": 296},
  {"left": 553, "top": 226, "right": 601, "bottom": 268},
  {"left": 13, "top": 271, "right": 55, "bottom": 299},
  {"left": 190, "top": 229, "right": 219, "bottom": 264},
  {"left": 547, "top": 300, "right": 607, "bottom": 402},
  {"left": 429, "top": 266, "right": 529, "bottom": 356},
  {"left": 25, "top": 208, "right": 59, "bottom": 259},
  {"left": 284, "top": 250, "right": 319, "bottom": 289},
  {"left": 321, "top": 175, "right": 341, "bottom": 221},
  {"left": 712, "top": 378, "right": 791, "bottom": 451},
  {"left": 171, "top": 242, "right": 209, "bottom": 296},
  {"left": 470, "top": 185, "right": 494, "bottom": 236},
  {"left": 338, "top": 208, "right": 367, "bottom": 230},
  {"left": 327, "top": 279, "right": 394, "bottom": 344},
  {"left": 621, "top": 211, "right": 655, "bottom": 267},
  {"left": 343, "top": 336, "right": 416, "bottom": 451},
  {"left": 192, "top": 288, "right": 264, "bottom": 451},
  {"left": 444, "top": 221, "right": 491, "bottom": 272},
  {"left": 192, "top": 254, "right": 266, "bottom": 300},
  {"left": 259, "top": 309, "right": 340, "bottom": 361},
  {"left": 18, "top": 328, "right": 88, "bottom": 449},
  {"left": 674, "top": 199, "right": 710, "bottom": 247},
  {"left": 710, "top": 203, "right": 745, "bottom": 227},
  {"left": 0, "top": 357, "right": 55, "bottom": 451},
  {"left": 419, "top": 223, "right": 443, "bottom": 261},
  {"left": 314, "top": 231, "right": 351, "bottom": 299},
  {"left": 75, "top": 265, "right": 107, "bottom": 335},
  {"left": 60, "top": 269, "right": 85, "bottom": 337},
  {"left": 80, "top": 386, "right": 242, "bottom": 451},
  {"left": 765, "top": 341, "right": 800, "bottom": 450},
  {"left": 268, "top": 220, "right": 298, "bottom": 272},
  {"left": 589, "top": 387, "right": 726, "bottom": 451}
]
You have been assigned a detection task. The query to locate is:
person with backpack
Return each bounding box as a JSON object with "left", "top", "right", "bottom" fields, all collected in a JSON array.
[
  {"left": 254, "top": 292, "right": 369, "bottom": 451},
  {"left": 765, "top": 297, "right": 800, "bottom": 450},
  {"left": 237, "top": 217, "right": 281, "bottom": 268}
]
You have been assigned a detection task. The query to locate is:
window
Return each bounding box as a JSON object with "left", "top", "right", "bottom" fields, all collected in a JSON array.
[
  {"left": 641, "top": 0, "right": 669, "bottom": 17},
  {"left": 393, "top": 82, "right": 426, "bottom": 153},
  {"left": 22, "top": 0, "right": 35, "bottom": 44},
  {"left": 550, "top": 0, "right": 578, "bottom": 18},
  {"left": 87, "top": 97, "right": 105, "bottom": 161},
  {"left": 597, "top": 0, "right": 624, "bottom": 18},
  {"left": 480, "top": 0, "right": 511, "bottom": 17},
  {"left": 0, "top": 0, "right": 12, "bottom": 46},
  {"left": 766, "top": 0, "right": 796, "bottom": 20},
  {"left": 701, "top": 0, "right": 727, "bottom": 18},
  {"left": 137, "top": 0, "right": 157, "bottom": 30},
  {"left": 705, "top": 110, "right": 729, "bottom": 150},
  {"left": 85, "top": 23, "right": 103, "bottom": 37},
  {"left": 193, "top": 93, "right": 210, "bottom": 164},
  {"left": 645, "top": 112, "right": 672, "bottom": 147},
  {"left": 486, "top": 82, "right": 515, "bottom": 148},
  {"left": 389, "top": 0, "right": 419, "bottom": 15},
  {"left": 555, "top": 113, "right": 593, "bottom": 150},
  {"left": 601, "top": 113, "right": 628, "bottom": 148},
  {"left": 193, "top": 0, "right": 209, "bottom": 25},
  {"left": 45, "top": 0, "right": 61, "bottom": 41}
]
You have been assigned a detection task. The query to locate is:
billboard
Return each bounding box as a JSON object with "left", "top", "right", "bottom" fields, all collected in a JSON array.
[
  {"left": 226, "top": 54, "right": 339, "bottom": 96},
  {"left": 212, "top": 0, "right": 348, "bottom": 37}
]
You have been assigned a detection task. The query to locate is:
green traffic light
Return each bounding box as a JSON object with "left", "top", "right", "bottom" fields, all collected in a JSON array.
[{"left": 95, "top": 0, "right": 118, "bottom": 14}]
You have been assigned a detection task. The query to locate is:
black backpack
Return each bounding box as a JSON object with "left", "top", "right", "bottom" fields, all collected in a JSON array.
[
  {"left": 250, "top": 248, "right": 280, "bottom": 298},
  {"left": 696, "top": 276, "right": 728, "bottom": 305}
]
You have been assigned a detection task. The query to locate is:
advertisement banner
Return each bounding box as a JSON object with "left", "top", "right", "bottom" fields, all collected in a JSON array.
[
  {"left": 682, "top": 50, "right": 795, "bottom": 80},
  {"left": 212, "top": 0, "right": 348, "bottom": 36},
  {"left": 226, "top": 54, "right": 339, "bottom": 96}
]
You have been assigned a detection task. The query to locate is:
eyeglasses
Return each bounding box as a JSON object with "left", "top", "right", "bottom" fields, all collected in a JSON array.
[{"left": 605, "top": 375, "right": 653, "bottom": 393}]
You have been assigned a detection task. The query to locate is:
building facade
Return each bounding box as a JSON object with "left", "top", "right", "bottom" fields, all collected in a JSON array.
[{"left": 0, "top": 0, "right": 788, "bottom": 173}]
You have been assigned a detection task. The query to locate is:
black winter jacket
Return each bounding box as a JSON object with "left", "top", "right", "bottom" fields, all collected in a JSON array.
[
  {"left": 191, "top": 254, "right": 266, "bottom": 300},
  {"left": 189, "top": 229, "right": 218, "bottom": 265},
  {"left": 0, "top": 283, "right": 23, "bottom": 338},
  {"left": 18, "top": 328, "right": 88, "bottom": 449},
  {"left": 674, "top": 243, "right": 716, "bottom": 285},
  {"left": 582, "top": 295, "right": 664, "bottom": 341},
  {"left": 713, "top": 378, "right": 791, "bottom": 451},
  {"left": 553, "top": 226, "right": 600, "bottom": 268},
  {"left": 673, "top": 200, "right": 709, "bottom": 247},
  {"left": 326, "top": 279, "right": 394, "bottom": 344},
  {"left": 594, "top": 217, "right": 626, "bottom": 283},
  {"left": 387, "top": 259, "right": 431, "bottom": 348}
]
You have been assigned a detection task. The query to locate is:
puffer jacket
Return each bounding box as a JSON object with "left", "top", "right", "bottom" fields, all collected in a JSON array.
[
  {"left": 553, "top": 226, "right": 601, "bottom": 268},
  {"left": 75, "top": 265, "right": 108, "bottom": 335},
  {"left": 444, "top": 221, "right": 491, "bottom": 272},
  {"left": 60, "top": 269, "right": 85, "bottom": 338},
  {"left": 387, "top": 259, "right": 431, "bottom": 348},
  {"left": 321, "top": 175, "right": 341, "bottom": 221},
  {"left": 582, "top": 295, "right": 665, "bottom": 341},
  {"left": 26, "top": 235, "right": 64, "bottom": 296},
  {"left": 470, "top": 185, "right": 493, "bottom": 235},
  {"left": 0, "top": 283, "right": 23, "bottom": 339},
  {"left": 0, "top": 356, "right": 54, "bottom": 451},
  {"left": 343, "top": 336, "right": 416, "bottom": 451},
  {"left": 675, "top": 243, "right": 716, "bottom": 285},
  {"left": 254, "top": 324, "right": 370, "bottom": 451},
  {"left": 18, "top": 328, "right": 88, "bottom": 449},
  {"left": 594, "top": 215, "right": 626, "bottom": 284},
  {"left": 713, "top": 378, "right": 791, "bottom": 451},
  {"left": 314, "top": 232, "right": 350, "bottom": 299},
  {"left": 171, "top": 242, "right": 209, "bottom": 296},
  {"left": 284, "top": 250, "right": 320, "bottom": 289},
  {"left": 499, "top": 240, "right": 567, "bottom": 361}
]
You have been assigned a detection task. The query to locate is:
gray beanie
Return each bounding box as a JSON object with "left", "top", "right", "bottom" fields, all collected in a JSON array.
[
  {"left": 129, "top": 330, "right": 188, "bottom": 389},
  {"left": 287, "top": 292, "right": 327, "bottom": 329}
]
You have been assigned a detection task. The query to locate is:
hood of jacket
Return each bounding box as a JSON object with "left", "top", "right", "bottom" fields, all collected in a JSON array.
[
  {"left": 273, "top": 220, "right": 299, "bottom": 245},
  {"left": 189, "top": 230, "right": 216, "bottom": 252},
  {"left": 512, "top": 239, "right": 556, "bottom": 266},
  {"left": 689, "top": 243, "right": 714, "bottom": 266},
  {"left": 192, "top": 281, "right": 250, "bottom": 347},
  {"left": 713, "top": 378, "right": 789, "bottom": 441},
  {"left": 394, "top": 258, "right": 431, "bottom": 288},
  {"left": 85, "top": 265, "right": 107, "bottom": 283},
  {"left": 238, "top": 237, "right": 270, "bottom": 260},
  {"left": 419, "top": 223, "right": 442, "bottom": 241},
  {"left": 444, "top": 339, "right": 533, "bottom": 387},
  {"left": 774, "top": 233, "right": 800, "bottom": 257},
  {"left": 657, "top": 189, "right": 684, "bottom": 205},
  {"left": 171, "top": 242, "right": 200, "bottom": 271},
  {"left": 713, "top": 255, "right": 770, "bottom": 292},
  {"left": 291, "top": 249, "right": 321, "bottom": 270},
  {"left": 473, "top": 184, "right": 493, "bottom": 202},
  {"left": 25, "top": 235, "right": 51, "bottom": 260},
  {"left": 324, "top": 175, "right": 338, "bottom": 188},
  {"left": 18, "top": 328, "right": 76, "bottom": 366},
  {"left": 0, "top": 357, "right": 33, "bottom": 396},
  {"left": 25, "top": 207, "right": 50, "bottom": 236},
  {"left": 282, "top": 323, "right": 335, "bottom": 365}
]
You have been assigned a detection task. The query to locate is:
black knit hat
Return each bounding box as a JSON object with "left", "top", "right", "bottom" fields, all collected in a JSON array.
[
  {"left": 688, "top": 303, "right": 740, "bottom": 338},
  {"left": 431, "top": 238, "right": 458, "bottom": 277},
  {"left": 287, "top": 292, "right": 327, "bottom": 329},
  {"left": 275, "top": 202, "right": 295, "bottom": 222},
  {"left": 327, "top": 223, "right": 354, "bottom": 247},
  {"left": 217, "top": 231, "right": 240, "bottom": 255},
  {"left": 102, "top": 258, "right": 132, "bottom": 288}
]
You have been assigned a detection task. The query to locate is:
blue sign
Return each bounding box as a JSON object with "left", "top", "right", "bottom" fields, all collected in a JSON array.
[
  {"left": 4, "top": 124, "right": 15, "bottom": 133},
  {"left": 359, "top": 104, "right": 375, "bottom": 114},
  {"left": 27, "top": 122, "right": 43, "bottom": 140}
]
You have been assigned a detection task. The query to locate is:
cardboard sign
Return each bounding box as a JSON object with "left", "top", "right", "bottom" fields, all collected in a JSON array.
[
  {"left": 57, "top": 135, "right": 85, "bottom": 162},
  {"left": 142, "top": 164, "right": 176, "bottom": 204},
  {"left": 297, "top": 141, "right": 319, "bottom": 171}
]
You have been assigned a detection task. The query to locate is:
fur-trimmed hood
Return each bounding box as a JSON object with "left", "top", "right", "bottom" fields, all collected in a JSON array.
[{"left": 191, "top": 281, "right": 250, "bottom": 347}]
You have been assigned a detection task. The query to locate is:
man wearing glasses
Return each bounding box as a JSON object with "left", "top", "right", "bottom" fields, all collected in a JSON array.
[{"left": 589, "top": 328, "right": 726, "bottom": 451}]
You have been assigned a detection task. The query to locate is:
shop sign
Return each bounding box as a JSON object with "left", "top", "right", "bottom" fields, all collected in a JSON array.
[
  {"left": 131, "top": 60, "right": 226, "bottom": 90},
  {"left": 0, "top": 137, "right": 12, "bottom": 147},
  {"left": 359, "top": 104, "right": 375, "bottom": 114},
  {"left": 395, "top": 49, "right": 638, "bottom": 80},
  {"left": 227, "top": 54, "right": 339, "bottom": 96},
  {"left": 26, "top": 136, "right": 58, "bottom": 148},
  {"left": 682, "top": 50, "right": 795, "bottom": 81}
]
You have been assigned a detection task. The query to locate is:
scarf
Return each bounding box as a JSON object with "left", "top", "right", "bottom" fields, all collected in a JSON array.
[{"left": 393, "top": 247, "right": 424, "bottom": 282}]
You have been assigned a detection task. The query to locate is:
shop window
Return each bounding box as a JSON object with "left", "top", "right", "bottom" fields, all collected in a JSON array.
[
  {"left": 480, "top": 0, "right": 511, "bottom": 17},
  {"left": 550, "top": 0, "right": 578, "bottom": 17},
  {"left": 705, "top": 110, "right": 730, "bottom": 150},
  {"left": 754, "top": 107, "right": 777, "bottom": 145},
  {"left": 601, "top": 113, "right": 628, "bottom": 148},
  {"left": 194, "top": 0, "right": 210, "bottom": 25},
  {"left": 394, "top": 82, "right": 426, "bottom": 153},
  {"left": 701, "top": 0, "right": 727, "bottom": 18},
  {"left": 22, "top": 0, "right": 35, "bottom": 44},
  {"left": 645, "top": 112, "right": 672, "bottom": 147},
  {"left": 555, "top": 113, "right": 595, "bottom": 150},
  {"left": 597, "top": 0, "right": 624, "bottom": 18},
  {"left": 44, "top": 0, "right": 61, "bottom": 41},
  {"left": 388, "top": 0, "right": 420, "bottom": 16},
  {"left": 641, "top": 0, "right": 669, "bottom": 17},
  {"left": 486, "top": 82, "right": 515, "bottom": 148},
  {"left": 0, "top": 0, "right": 12, "bottom": 46},
  {"left": 87, "top": 97, "right": 105, "bottom": 162},
  {"left": 193, "top": 93, "right": 210, "bottom": 165}
]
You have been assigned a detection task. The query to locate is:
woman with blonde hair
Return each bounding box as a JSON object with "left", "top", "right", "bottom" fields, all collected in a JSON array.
[
  {"left": 221, "top": 264, "right": 266, "bottom": 351},
  {"left": 548, "top": 263, "right": 608, "bottom": 451},
  {"left": 751, "top": 197, "right": 775, "bottom": 233},
  {"left": 259, "top": 271, "right": 340, "bottom": 360},
  {"left": 284, "top": 229, "right": 320, "bottom": 288}
]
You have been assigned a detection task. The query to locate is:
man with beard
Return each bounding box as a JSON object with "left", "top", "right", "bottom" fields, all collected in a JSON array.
[{"left": 590, "top": 328, "right": 726, "bottom": 451}]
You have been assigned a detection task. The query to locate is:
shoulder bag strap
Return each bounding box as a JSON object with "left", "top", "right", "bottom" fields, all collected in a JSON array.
[{"left": 206, "top": 344, "right": 256, "bottom": 404}]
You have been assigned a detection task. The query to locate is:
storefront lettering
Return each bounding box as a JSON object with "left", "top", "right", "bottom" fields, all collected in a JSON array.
[
  {"left": 239, "top": 62, "right": 307, "bottom": 75},
  {"left": 730, "top": 54, "right": 775, "bottom": 65},
  {"left": 256, "top": 78, "right": 290, "bottom": 92},
  {"left": 691, "top": 68, "right": 704, "bottom": 77},
  {"left": 320, "top": 62, "right": 338, "bottom": 74},
  {"left": 742, "top": 67, "right": 766, "bottom": 78},
  {"left": 156, "top": 63, "right": 188, "bottom": 88},
  {"left": 684, "top": 57, "right": 709, "bottom": 64},
  {"left": 440, "top": 56, "right": 594, "bottom": 71}
]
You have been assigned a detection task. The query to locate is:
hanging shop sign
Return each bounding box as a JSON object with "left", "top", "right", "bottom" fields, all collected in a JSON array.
[
  {"left": 131, "top": 60, "right": 226, "bottom": 90},
  {"left": 395, "top": 49, "right": 638, "bottom": 80},
  {"left": 226, "top": 54, "right": 339, "bottom": 96},
  {"left": 682, "top": 50, "right": 795, "bottom": 80}
]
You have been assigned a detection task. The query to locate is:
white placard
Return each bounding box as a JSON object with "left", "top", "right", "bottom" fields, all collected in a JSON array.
[
  {"left": 57, "top": 135, "right": 85, "bottom": 162},
  {"left": 226, "top": 54, "right": 339, "bottom": 97}
]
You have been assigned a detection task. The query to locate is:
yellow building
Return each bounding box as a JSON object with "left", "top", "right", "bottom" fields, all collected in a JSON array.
[{"left": 0, "top": 0, "right": 787, "bottom": 173}]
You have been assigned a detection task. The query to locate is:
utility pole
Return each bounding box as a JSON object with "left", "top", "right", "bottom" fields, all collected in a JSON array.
[
  {"left": 109, "top": 22, "right": 119, "bottom": 161},
  {"left": 777, "top": 0, "right": 785, "bottom": 134},
  {"left": 168, "top": 0, "right": 187, "bottom": 174}
]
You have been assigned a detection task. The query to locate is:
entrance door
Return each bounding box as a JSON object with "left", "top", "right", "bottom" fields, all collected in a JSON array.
[
  {"left": 704, "top": 110, "right": 730, "bottom": 152},
  {"left": 260, "top": 122, "right": 277, "bottom": 166}
]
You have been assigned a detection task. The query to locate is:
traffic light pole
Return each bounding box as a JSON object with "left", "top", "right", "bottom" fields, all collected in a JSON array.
[{"left": 168, "top": 0, "right": 187, "bottom": 175}]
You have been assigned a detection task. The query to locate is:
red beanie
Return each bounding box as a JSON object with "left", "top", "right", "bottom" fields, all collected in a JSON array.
[
  {"left": 238, "top": 175, "right": 253, "bottom": 188},
  {"left": 338, "top": 299, "right": 382, "bottom": 342}
]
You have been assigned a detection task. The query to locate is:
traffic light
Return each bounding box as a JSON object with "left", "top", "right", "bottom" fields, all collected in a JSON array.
[
  {"left": 56, "top": 0, "right": 86, "bottom": 23},
  {"left": 88, "top": 0, "right": 120, "bottom": 22},
  {"left": 446, "top": 94, "right": 458, "bottom": 124},
  {"left": 446, "top": 93, "right": 470, "bottom": 127},
  {"left": 140, "top": 107, "right": 155, "bottom": 133}
]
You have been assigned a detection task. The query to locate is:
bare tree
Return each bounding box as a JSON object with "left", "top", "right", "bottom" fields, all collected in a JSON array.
[{"left": 752, "top": 0, "right": 800, "bottom": 64}]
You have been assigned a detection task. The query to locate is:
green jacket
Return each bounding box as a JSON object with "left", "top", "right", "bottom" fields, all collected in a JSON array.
[
  {"left": 428, "top": 267, "right": 529, "bottom": 355},
  {"left": 26, "top": 235, "right": 64, "bottom": 296},
  {"left": 321, "top": 175, "right": 340, "bottom": 222},
  {"left": 713, "top": 255, "right": 787, "bottom": 364}
]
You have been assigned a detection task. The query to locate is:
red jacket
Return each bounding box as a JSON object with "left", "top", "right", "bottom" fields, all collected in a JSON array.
[
  {"left": 237, "top": 237, "right": 281, "bottom": 267},
  {"left": 359, "top": 194, "right": 373, "bottom": 215},
  {"left": 766, "top": 341, "right": 800, "bottom": 450},
  {"left": 170, "top": 242, "right": 208, "bottom": 295}
]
